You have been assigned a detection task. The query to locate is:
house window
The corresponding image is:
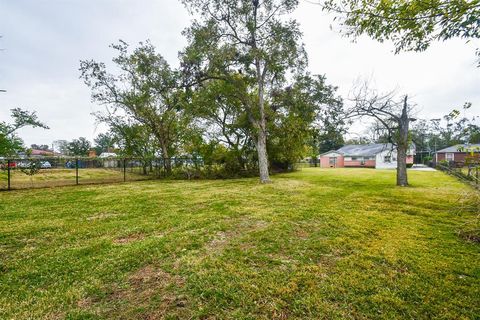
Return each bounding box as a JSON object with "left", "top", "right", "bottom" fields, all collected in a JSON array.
[
  {"left": 384, "top": 156, "right": 391, "bottom": 163},
  {"left": 344, "top": 157, "right": 352, "bottom": 161},
  {"left": 446, "top": 153, "right": 454, "bottom": 161},
  {"left": 352, "top": 157, "right": 358, "bottom": 161}
]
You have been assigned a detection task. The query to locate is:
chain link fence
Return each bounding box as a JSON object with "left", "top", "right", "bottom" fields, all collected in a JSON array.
[
  {"left": 0, "top": 157, "right": 257, "bottom": 190},
  {"left": 435, "top": 161, "right": 480, "bottom": 189}
]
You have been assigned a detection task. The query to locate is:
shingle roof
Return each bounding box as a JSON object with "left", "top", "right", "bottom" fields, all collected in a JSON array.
[
  {"left": 337, "top": 144, "right": 393, "bottom": 156},
  {"left": 436, "top": 144, "right": 480, "bottom": 153}
]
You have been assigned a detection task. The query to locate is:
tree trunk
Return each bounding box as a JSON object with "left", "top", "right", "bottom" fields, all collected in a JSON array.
[
  {"left": 256, "top": 127, "right": 270, "bottom": 183},
  {"left": 396, "top": 96, "right": 409, "bottom": 187},
  {"left": 160, "top": 143, "right": 172, "bottom": 175},
  {"left": 255, "top": 64, "right": 270, "bottom": 183}
]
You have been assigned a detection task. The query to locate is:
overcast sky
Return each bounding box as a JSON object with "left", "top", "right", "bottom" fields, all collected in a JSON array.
[{"left": 1, "top": 0, "right": 479, "bottom": 147}]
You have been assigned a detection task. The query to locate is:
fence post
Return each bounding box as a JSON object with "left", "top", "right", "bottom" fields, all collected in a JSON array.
[
  {"left": 75, "top": 158, "right": 79, "bottom": 185},
  {"left": 7, "top": 159, "right": 11, "bottom": 190},
  {"left": 123, "top": 158, "right": 127, "bottom": 182}
]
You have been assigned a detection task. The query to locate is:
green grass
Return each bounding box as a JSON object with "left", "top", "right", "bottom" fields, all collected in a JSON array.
[
  {"left": 0, "top": 168, "right": 150, "bottom": 190},
  {"left": 0, "top": 168, "right": 478, "bottom": 319}
]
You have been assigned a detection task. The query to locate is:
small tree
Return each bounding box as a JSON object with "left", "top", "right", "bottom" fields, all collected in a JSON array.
[
  {"left": 348, "top": 84, "right": 415, "bottom": 186},
  {"left": 94, "top": 132, "right": 117, "bottom": 155},
  {"left": 20, "top": 160, "right": 41, "bottom": 187},
  {"left": 0, "top": 108, "right": 49, "bottom": 157},
  {"left": 80, "top": 41, "right": 190, "bottom": 174},
  {"left": 67, "top": 137, "right": 91, "bottom": 157},
  {"left": 53, "top": 140, "right": 69, "bottom": 155}
]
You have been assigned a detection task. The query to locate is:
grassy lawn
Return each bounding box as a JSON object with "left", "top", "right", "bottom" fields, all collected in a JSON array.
[
  {"left": 0, "top": 168, "right": 151, "bottom": 190},
  {"left": 0, "top": 168, "right": 478, "bottom": 319}
]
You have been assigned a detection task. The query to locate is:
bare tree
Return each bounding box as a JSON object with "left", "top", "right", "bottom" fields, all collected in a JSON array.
[{"left": 347, "top": 84, "right": 415, "bottom": 186}]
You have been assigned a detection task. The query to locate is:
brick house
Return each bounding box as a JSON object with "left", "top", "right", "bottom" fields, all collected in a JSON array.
[
  {"left": 319, "top": 143, "right": 415, "bottom": 169},
  {"left": 435, "top": 144, "right": 480, "bottom": 165}
]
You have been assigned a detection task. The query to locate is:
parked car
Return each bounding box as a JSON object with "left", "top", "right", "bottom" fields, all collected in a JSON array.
[
  {"left": 65, "top": 160, "right": 86, "bottom": 169},
  {"left": 17, "top": 161, "right": 32, "bottom": 169},
  {"left": 40, "top": 161, "right": 52, "bottom": 169},
  {"left": 0, "top": 161, "right": 16, "bottom": 169}
]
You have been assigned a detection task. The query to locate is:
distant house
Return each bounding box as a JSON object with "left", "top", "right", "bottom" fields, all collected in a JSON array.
[
  {"left": 319, "top": 143, "right": 415, "bottom": 169},
  {"left": 435, "top": 144, "right": 480, "bottom": 166},
  {"left": 29, "top": 149, "right": 54, "bottom": 158},
  {"left": 99, "top": 152, "right": 119, "bottom": 168}
]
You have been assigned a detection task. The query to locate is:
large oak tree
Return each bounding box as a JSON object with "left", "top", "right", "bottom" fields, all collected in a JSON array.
[{"left": 181, "top": 0, "right": 307, "bottom": 183}]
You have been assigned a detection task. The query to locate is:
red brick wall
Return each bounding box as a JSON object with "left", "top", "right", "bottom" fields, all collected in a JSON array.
[
  {"left": 320, "top": 155, "right": 344, "bottom": 168},
  {"left": 436, "top": 152, "right": 468, "bottom": 163},
  {"left": 320, "top": 156, "right": 330, "bottom": 168},
  {"left": 453, "top": 153, "right": 468, "bottom": 163},
  {"left": 344, "top": 160, "right": 375, "bottom": 168},
  {"left": 365, "top": 160, "right": 376, "bottom": 167}
]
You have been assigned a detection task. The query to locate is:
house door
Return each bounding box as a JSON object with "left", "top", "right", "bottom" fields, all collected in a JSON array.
[{"left": 329, "top": 157, "right": 337, "bottom": 168}]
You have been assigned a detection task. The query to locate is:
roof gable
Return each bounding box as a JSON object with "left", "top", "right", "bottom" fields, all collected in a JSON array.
[{"left": 320, "top": 150, "right": 343, "bottom": 156}]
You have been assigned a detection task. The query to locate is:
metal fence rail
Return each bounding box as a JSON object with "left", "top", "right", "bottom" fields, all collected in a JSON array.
[{"left": 0, "top": 157, "right": 257, "bottom": 191}]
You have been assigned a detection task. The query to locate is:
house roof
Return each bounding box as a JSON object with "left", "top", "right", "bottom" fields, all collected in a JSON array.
[
  {"left": 30, "top": 149, "right": 54, "bottom": 156},
  {"left": 336, "top": 144, "right": 394, "bottom": 157},
  {"left": 436, "top": 144, "right": 480, "bottom": 153},
  {"left": 320, "top": 150, "right": 343, "bottom": 156},
  {"left": 99, "top": 152, "right": 118, "bottom": 158}
]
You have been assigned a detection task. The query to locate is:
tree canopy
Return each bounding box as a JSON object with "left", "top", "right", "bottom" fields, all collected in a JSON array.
[
  {"left": 80, "top": 41, "right": 191, "bottom": 173},
  {"left": 181, "top": 0, "right": 307, "bottom": 182},
  {"left": 324, "top": 0, "right": 480, "bottom": 61}
]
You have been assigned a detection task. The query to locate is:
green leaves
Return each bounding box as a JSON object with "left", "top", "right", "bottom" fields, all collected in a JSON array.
[
  {"left": 80, "top": 41, "right": 191, "bottom": 163},
  {"left": 0, "top": 108, "right": 49, "bottom": 157},
  {"left": 67, "top": 137, "right": 92, "bottom": 157},
  {"left": 325, "top": 0, "right": 480, "bottom": 56}
]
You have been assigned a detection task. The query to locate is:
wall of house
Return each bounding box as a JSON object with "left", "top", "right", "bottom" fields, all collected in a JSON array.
[
  {"left": 343, "top": 158, "right": 375, "bottom": 168},
  {"left": 319, "top": 153, "right": 344, "bottom": 168},
  {"left": 436, "top": 152, "right": 468, "bottom": 163},
  {"left": 375, "top": 150, "right": 397, "bottom": 169},
  {"left": 375, "top": 150, "right": 415, "bottom": 169}
]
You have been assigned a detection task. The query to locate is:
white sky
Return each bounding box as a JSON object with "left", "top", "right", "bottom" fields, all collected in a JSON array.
[{"left": 1, "top": 0, "right": 479, "bottom": 146}]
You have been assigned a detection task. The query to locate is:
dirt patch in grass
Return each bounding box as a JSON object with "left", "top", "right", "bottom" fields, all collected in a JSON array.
[
  {"left": 204, "top": 230, "right": 236, "bottom": 253},
  {"left": 126, "top": 265, "right": 183, "bottom": 294},
  {"left": 113, "top": 233, "right": 146, "bottom": 244},
  {"left": 119, "top": 265, "right": 186, "bottom": 317},
  {"left": 204, "top": 219, "right": 269, "bottom": 255},
  {"left": 79, "top": 265, "right": 187, "bottom": 319},
  {"left": 87, "top": 211, "right": 121, "bottom": 221},
  {"left": 458, "top": 229, "right": 480, "bottom": 243}
]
